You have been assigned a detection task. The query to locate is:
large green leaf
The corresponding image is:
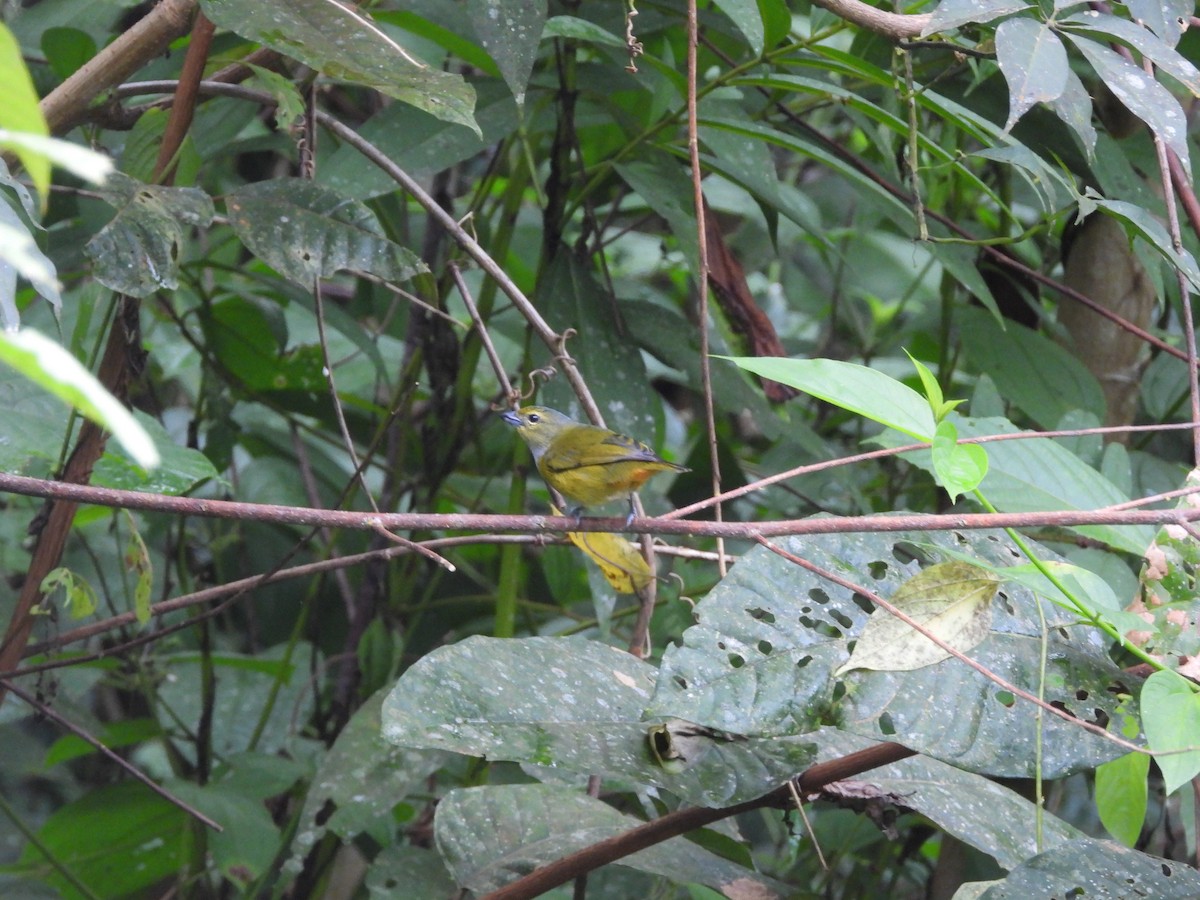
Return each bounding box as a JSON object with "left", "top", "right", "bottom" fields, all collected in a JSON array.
[
  {"left": 922, "top": 0, "right": 1032, "bottom": 34},
  {"left": 976, "top": 837, "right": 1200, "bottom": 897},
  {"left": 995, "top": 18, "right": 1069, "bottom": 131},
  {"left": 0, "top": 329, "right": 160, "bottom": 470},
  {"left": 8, "top": 782, "right": 185, "bottom": 898},
  {"left": 648, "top": 530, "right": 1134, "bottom": 777},
  {"left": 533, "top": 254, "right": 664, "bottom": 462},
  {"left": 958, "top": 306, "right": 1106, "bottom": 428},
  {"left": 199, "top": 0, "right": 478, "bottom": 133},
  {"left": 0, "top": 23, "right": 49, "bottom": 204},
  {"left": 226, "top": 179, "right": 427, "bottom": 288},
  {"left": 291, "top": 690, "right": 446, "bottom": 868},
  {"left": 380, "top": 635, "right": 820, "bottom": 806},
  {"left": 719, "top": 356, "right": 937, "bottom": 440},
  {"left": 435, "top": 784, "right": 788, "bottom": 897},
  {"left": 318, "top": 80, "right": 518, "bottom": 201},
  {"left": 870, "top": 752, "right": 1080, "bottom": 869},
  {"left": 467, "top": 0, "right": 544, "bottom": 105}
]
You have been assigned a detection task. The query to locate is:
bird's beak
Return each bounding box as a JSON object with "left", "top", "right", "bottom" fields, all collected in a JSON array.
[{"left": 501, "top": 410, "right": 521, "bottom": 427}]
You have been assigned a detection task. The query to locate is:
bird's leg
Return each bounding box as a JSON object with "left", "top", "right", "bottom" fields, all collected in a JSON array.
[
  {"left": 624, "top": 495, "right": 637, "bottom": 527},
  {"left": 568, "top": 505, "right": 585, "bottom": 527}
]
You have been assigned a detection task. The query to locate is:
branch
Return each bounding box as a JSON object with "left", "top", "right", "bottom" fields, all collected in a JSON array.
[
  {"left": 40, "top": 0, "right": 198, "bottom": 135},
  {"left": 810, "top": 0, "right": 932, "bottom": 40},
  {"left": 1, "top": 471, "right": 1198, "bottom": 538},
  {"left": 482, "top": 742, "right": 916, "bottom": 900}
]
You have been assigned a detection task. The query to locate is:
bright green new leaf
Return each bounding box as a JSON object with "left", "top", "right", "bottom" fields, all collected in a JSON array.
[
  {"left": 0, "top": 23, "right": 49, "bottom": 206},
  {"left": 1141, "top": 669, "right": 1200, "bottom": 796},
  {"left": 1095, "top": 750, "right": 1149, "bottom": 846},
  {"left": 718, "top": 356, "right": 937, "bottom": 441},
  {"left": 932, "top": 420, "right": 988, "bottom": 501},
  {"left": 0, "top": 329, "right": 159, "bottom": 470}
]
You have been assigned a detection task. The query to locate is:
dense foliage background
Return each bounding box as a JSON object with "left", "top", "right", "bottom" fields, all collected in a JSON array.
[{"left": 2, "top": 0, "right": 1200, "bottom": 896}]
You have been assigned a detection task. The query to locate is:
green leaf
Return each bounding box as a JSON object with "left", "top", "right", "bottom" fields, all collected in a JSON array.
[
  {"left": 958, "top": 305, "right": 1106, "bottom": 429},
  {"left": 1126, "top": 0, "right": 1191, "bottom": 46},
  {"left": 122, "top": 511, "right": 153, "bottom": 625},
  {"left": 290, "top": 689, "right": 445, "bottom": 870},
  {"left": 1095, "top": 750, "right": 1149, "bottom": 846},
  {"left": 1048, "top": 68, "right": 1098, "bottom": 159},
  {"left": 468, "top": 0, "right": 544, "bottom": 105},
  {"left": 871, "top": 751, "right": 1080, "bottom": 869},
  {"left": 999, "top": 560, "right": 1149, "bottom": 633},
  {"left": 1060, "top": 13, "right": 1200, "bottom": 94},
  {"left": 169, "top": 780, "right": 281, "bottom": 888},
  {"left": 319, "top": 79, "right": 518, "bottom": 201},
  {"left": 199, "top": 0, "right": 479, "bottom": 134},
  {"left": 717, "top": 356, "right": 937, "bottom": 440},
  {"left": 919, "top": 416, "right": 1154, "bottom": 554},
  {"left": 996, "top": 18, "right": 1069, "bottom": 131},
  {"left": 836, "top": 562, "right": 998, "bottom": 675},
  {"left": 39, "top": 567, "right": 98, "bottom": 618},
  {"left": 435, "top": 784, "right": 787, "bottom": 897},
  {"left": 976, "top": 837, "right": 1200, "bottom": 897},
  {"left": 0, "top": 23, "right": 49, "bottom": 206},
  {"left": 1067, "top": 34, "right": 1191, "bottom": 177},
  {"left": 84, "top": 173, "right": 214, "bottom": 297},
  {"left": 381, "top": 635, "right": 818, "bottom": 806},
  {"left": 922, "top": 0, "right": 1032, "bottom": 34},
  {"left": 932, "top": 420, "right": 988, "bottom": 501},
  {"left": 616, "top": 153, "right": 699, "bottom": 274},
  {"left": 226, "top": 178, "right": 427, "bottom": 288},
  {"left": 0, "top": 328, "right": 159, "bottom": 469},
  {"left": 0, "top": 130, "right": 113, "bottom": 184},
  {"left": 1081, "top": 195, "right": 1200, "bottom": 292},
  {"left": 712, "top": 0, "right": 764, "bottom": 54},
  {"left": 1141, "top": 669, "right": 1200, "bottom": 796},
  {"left": 156, "top": 646, "right": 315, "bottom": 763},
  {"left": 14, "top": 782, "right": 186, "bottom": 898},
  {"left": 365, "top": 846, "right": 457, "bottom": 899},
  {"left": 40, "top": 26, "right": 95, "bottom": 80}
]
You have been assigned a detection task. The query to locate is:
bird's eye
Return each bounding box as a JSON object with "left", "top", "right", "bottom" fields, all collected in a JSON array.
[{"left": 528, "top": 414, "right": 540, "bottom": 423}]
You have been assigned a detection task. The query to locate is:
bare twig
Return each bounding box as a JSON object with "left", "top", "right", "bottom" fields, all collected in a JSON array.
[{"left": 1, "top": 678, "right": 223, "bottom": 831}]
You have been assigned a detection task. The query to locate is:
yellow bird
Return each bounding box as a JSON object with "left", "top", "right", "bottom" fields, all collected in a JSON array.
[{"left": 502, "top": 406, "right": 687, "bottom": 522}]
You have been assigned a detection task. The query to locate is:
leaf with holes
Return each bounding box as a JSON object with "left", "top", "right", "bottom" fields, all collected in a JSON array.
[
  {"left": 380, "top": 635, "right": 821, "bottom": 806},
  {"left": 835, "top": 562, "right": 998, "bottom": 676},
  {"left": 84, "top": 173, "right": 214, "bottom": 297},
  {"left": 200, "top": 0, "right": 478, "bottom": 133},
  {"left": 649, "top": 530, "right": 1134, "bottom": 777},
  {"left": 226, "top": 179, "right": 427, "bottom": 288}
]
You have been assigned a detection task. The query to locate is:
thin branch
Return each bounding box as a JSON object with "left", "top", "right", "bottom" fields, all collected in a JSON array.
[
  {"left": 686, "top": 0, "right": 725, "bottom": 581},
  {"left": 482, "top": 742, "right": 916, "bottom": 900},
  {"left": 1, "top": 678, "right": 223, "bottom": 831},
  {"left": 3, "top": 471, "right": 1200, "bottom": 538}
]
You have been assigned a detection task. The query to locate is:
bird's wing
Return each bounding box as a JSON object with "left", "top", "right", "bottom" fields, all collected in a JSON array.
[{"left": 543, "top": 430, "right": 659, "bottom": 473}]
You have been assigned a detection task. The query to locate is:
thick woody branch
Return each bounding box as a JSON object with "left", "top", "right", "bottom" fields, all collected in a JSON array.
[
  {"left": 811, "top": 0, "right": 932, "bottom": 40},
  {"left": 40, "top": 0, "right": 198, "bottom": 135}
]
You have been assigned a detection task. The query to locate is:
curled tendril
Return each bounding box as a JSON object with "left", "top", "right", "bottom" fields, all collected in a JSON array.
[
  {"left": 624, "top": 0, "right": 644, "bottom": 73},
  {"left": 521, "top": 367, "right": 557, "bottom": 400}
]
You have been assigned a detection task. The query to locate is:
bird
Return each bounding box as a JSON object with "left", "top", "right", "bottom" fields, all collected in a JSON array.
[{"left": 502, "top": 405, "right": 688, "bottom": 524}]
